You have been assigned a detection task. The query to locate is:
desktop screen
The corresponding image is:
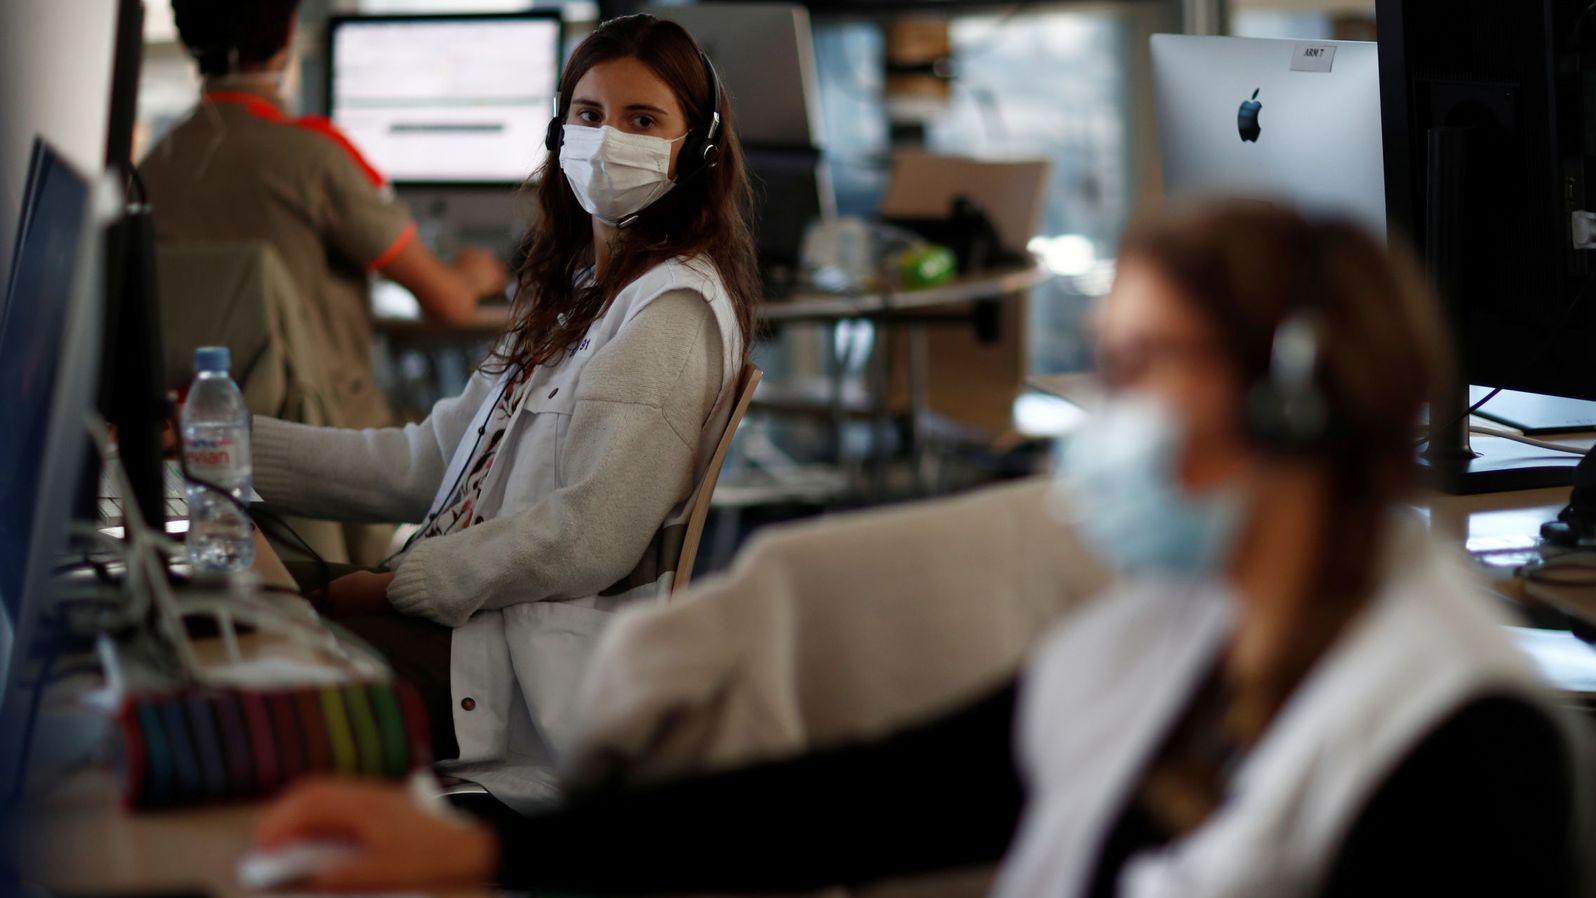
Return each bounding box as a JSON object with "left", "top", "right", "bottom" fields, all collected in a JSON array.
[
  {"left": 328, "top": 15, "right": 561, "bottom": 184},
  {"left": 0, "top": 145, "right": 87, "bottom": 647}
]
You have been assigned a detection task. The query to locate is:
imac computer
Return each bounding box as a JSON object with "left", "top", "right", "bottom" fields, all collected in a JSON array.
[
  {"left": 326, "top": 12, "right": 563, "bottom": 186},
  {"left": 1379, "top": 0, "right": 1596, "bottom": 493},
  {"left": 0, "top": 139, "right": 104, "bottom": 795},
  {"left": 1151, "top": 34, "right": 1387, "bottom": 240}
]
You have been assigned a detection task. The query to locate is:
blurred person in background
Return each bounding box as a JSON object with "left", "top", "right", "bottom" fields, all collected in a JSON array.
[
  {"left": 142, "top": 0, "right": 508, "bottom": 430},
  {"left": 142, "top": 0, "right": 509, "bottom": 565}
]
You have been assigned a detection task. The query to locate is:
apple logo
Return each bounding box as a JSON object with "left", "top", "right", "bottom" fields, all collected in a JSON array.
[{"left": 1238, "top": 88, "right": 1262, "bottom": 143}]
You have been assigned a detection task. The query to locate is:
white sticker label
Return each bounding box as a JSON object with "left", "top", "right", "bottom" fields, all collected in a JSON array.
[{"left": 1291, "top": 43, "right": 1337, "bottom": 73}]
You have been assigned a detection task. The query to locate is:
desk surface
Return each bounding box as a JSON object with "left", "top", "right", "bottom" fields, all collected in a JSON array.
[
  {"left": 372, "top": 259, "right": 1056, "bottom": 336},
  {"left": 24, "top": 765, "right": 481, "bottom": 898},
  {"left": 760, "top": 259, "right": 1053, "bottom": 323},
  {"left": 20, "top": 531, "right": 485, "bottom": 898},
  {"left": 373, "top": 305, "right": 514, "bottom": 341}
]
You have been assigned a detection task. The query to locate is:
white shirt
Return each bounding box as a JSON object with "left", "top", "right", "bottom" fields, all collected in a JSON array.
[{"left": 993, "top": 520, "right": 1581, "bottom": 898}]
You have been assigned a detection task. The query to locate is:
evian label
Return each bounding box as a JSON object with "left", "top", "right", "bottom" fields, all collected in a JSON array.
[
  {"left": 1291, "top": 43, "right": 1337, "bottom": 73},
  {"left": 184, "top": 431, "right": 250, "bottom": 484}
]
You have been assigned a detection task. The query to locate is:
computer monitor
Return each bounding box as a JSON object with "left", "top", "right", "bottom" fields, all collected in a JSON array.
[
  {"left": 1151, "top": 34, "right": 1387, "bottom": 241},
  {"left": 647, "top": 3, "right": 836, "bottom": 288},
  {"left": 651, "top": 2, "right": 825, "bottom": 149},
  {"left": 326, "top": 12, "right": 563, "bottom": 186},
  {"left": 2, "top": 142, "right": 49, "bottom": 316},
  {"left": 103, "top": 0, "right": 141, "bottom": 171},
  {"left": 95, "top": 0, "right": 168, "bottom": 534},
  {"left": 1378, "top": 0, "right": 1596, "bottom": 492},
  {"left": 0, "top": 139, "right": 104, "bottom": 794}
]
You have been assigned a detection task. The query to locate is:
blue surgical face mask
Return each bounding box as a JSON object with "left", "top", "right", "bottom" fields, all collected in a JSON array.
[{"left": 1054, "top": 395, "right": 1244, "bottom": 575}]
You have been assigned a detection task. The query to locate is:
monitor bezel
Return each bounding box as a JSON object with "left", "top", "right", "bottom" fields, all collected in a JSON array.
[
  {"left": 0, "top": 140, "right": 104, "bottom": 796},
  {"left": 324, "top": 10, "right": 566, "bottom": 190}
]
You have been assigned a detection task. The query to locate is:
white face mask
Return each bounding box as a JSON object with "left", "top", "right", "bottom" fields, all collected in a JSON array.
[{"left": 558, "top": 124, "right": 684, "bottom": 226}]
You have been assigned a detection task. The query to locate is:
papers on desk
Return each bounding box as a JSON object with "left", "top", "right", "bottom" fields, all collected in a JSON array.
[{"left": 1507, "top": 626, "right": 1596, "bottom": 695}]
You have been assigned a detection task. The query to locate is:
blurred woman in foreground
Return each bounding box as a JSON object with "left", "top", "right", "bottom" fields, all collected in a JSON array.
[{"left": 255, "top": 201, "right": 1588, "bottom": 897}]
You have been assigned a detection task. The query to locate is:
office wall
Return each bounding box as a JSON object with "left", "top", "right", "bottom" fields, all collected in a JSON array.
[{"left": 0, "top": 0, "right": 119, "bottom": 284}]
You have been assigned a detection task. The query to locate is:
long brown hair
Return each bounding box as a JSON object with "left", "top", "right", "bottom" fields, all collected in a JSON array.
[
  {"left": 1119, "top": 200, "right": 1450, "bottom": 827},
  {"left": 488, "top": 15, "right": 760, "bottom": 373}
]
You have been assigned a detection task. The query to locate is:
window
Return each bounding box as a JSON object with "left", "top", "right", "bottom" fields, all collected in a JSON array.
[{"left": 812, "top": 6, "right": 1140, "bottom": 376}]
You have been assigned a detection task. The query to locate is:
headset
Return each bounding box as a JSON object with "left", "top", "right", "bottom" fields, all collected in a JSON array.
[
  {"left": 543, "top": 46, "right": 724, "bottom": 184},
  {"left": 1241, "top": 223, "right": 1336, "bottom": 454}
]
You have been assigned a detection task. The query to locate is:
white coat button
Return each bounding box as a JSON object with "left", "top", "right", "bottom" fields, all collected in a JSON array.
[
  {"left": 547, "top": 388, "right": 558, "bottom": 398},
  {"left": 461, "top": 697, "right": 476, "bottom": 711}
]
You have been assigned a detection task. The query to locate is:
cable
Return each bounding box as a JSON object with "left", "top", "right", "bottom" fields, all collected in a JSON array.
[
  {"left": 1418, "top": 387, "right": 1501, "bottom": 448},
  {"left": 1421, "top": 269, "right": 1596, "bottom": 446},
  {"left": 1468, "top": 424, "right": 1590, "bottom": 456},
  {"left": 1518, "top": 550, "right": 1596, "bottom": 588},
  {"left": 53, "top": 553, "right": 118, "bottom": 583},
  {"left": 247, "top": 506, "right": 331, "bottom": 595},
  {"left": 172, "top": 425, "right": 331, "bottom": 591}
]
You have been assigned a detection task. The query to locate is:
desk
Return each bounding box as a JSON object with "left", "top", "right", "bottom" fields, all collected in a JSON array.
[
  {"left": 754, "top": 259, "right": 1056, "bottom": 502},
  {"left": 758, "top": 261, "right": 1053, "bottom": 324},
  {"left": 19, "top": 532, "right": 484, "bottom": 898},
  {"left": 23, "top": 767, "right": 480, "bottom": 898},
  {"left": 368, "top": 261, "right": 1054, "bottom": 328},
  {"left": 373, "top": 306, "right": 513, "bottom": 345}
]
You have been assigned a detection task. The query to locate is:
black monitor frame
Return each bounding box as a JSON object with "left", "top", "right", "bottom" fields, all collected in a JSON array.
[
  {"left": 2, "top": 143, "right": 48, "bottom": 316},
  {"left": 1378, "top": 0, "right": 1596, "bottom": 492},
  {"left": 0, "top": 140, "right": 104, "bottom": 799},
  {"left": 88, "top": 0, "right": 168, "bottom": 534}
]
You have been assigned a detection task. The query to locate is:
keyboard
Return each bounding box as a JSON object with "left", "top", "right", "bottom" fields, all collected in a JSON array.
[{"left": 98, "top": 459, "right": 262, "bottom": 527}]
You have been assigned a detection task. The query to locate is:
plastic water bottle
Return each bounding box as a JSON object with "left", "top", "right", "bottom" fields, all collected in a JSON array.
[{"left": 181, "top": 346, "right": 255, "bottom": 571}]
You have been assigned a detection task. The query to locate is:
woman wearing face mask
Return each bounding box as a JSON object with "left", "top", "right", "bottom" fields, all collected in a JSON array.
[
  {"left": 243, "top": 15, "right": 758, "bottom": 813},
  {"left": 253, "top": 202, "right": 1587, "bottom": 896}
]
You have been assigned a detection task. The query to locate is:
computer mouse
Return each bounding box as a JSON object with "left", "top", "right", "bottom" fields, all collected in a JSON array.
[{"left": 236, "top": 841, "right": 360, "bottom": 891}]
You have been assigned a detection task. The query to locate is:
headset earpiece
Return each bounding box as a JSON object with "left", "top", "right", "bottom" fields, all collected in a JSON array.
[
  {"left": 1242, "top": 227, "right": 1336, "bottom": 454},
  {"left": 676, "top": 50, "right": 724, "bottom": 181},
  {"left": 545, "top": 115, "right": 563, "bottom": 155}
]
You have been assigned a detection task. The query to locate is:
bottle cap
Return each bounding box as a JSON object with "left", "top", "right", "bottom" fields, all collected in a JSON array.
[{"left": 194, "top": 346, "right": 231, "bottom": 374}]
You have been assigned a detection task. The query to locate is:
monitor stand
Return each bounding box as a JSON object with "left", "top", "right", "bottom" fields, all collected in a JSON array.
[
  {"left": 1421, "top": 385, "right": 1580, "bottom": 495},
  {"left": 1469, "top": 386, "right": 1596, "bottom": 435},
  {"left": 1419, "top": 433, "right": 1579, "bottom": 494},
  {"left": 1418, "top": 128, "right": 1582, "bottom": 493}
]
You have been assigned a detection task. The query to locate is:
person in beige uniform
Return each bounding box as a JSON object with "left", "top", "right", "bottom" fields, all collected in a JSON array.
[
  {"left": 140, "top": 0, "right": 508, "bottom": 432},
  {"left": 142, "top": 0, "right": 506, "bottom": 565}
]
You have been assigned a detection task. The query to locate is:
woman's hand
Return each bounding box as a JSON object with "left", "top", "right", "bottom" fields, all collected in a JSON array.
[
  {"left": 319, "top": 571, "right": 396, "bottom": 617},
  {"left": 255, "top": 777, "right": 498, "bottom": 891}
]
